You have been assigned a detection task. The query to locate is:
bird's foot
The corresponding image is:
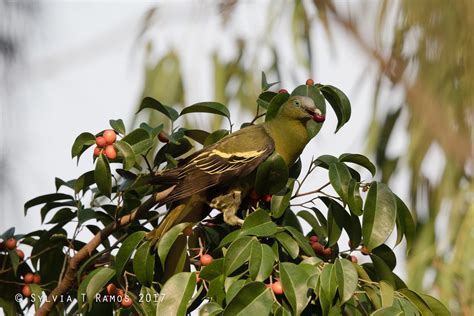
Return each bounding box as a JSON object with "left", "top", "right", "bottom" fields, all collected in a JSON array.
[{"left": 209, "top": 190, "right": 244, "bottom": 226}]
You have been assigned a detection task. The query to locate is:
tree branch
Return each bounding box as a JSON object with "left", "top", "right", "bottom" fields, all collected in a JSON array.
[{"left": 36, "top": 187, "right": 174, "bottom": 315}]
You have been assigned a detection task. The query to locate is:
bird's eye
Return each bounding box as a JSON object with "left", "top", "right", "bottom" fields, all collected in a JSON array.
[{"left": 293, "top": 100, "right": 301, "bottom": 107}]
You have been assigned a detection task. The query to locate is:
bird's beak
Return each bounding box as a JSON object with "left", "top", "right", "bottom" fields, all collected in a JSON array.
[{"left": 304, "top": 106, "right": 325, "bottom": 122}]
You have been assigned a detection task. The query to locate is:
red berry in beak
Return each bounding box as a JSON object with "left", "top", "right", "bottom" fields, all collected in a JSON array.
[{"left": 313, "top": 113, "right": 325, "bottom": 123}]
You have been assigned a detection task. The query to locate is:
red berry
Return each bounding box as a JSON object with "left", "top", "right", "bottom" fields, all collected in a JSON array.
[
  {"left": 106, "top": 283, "right": 116, "bottom": 295},
  {"left": 96, "top": 136, "right": 106, "bottom": 148},
  {"left": 313, "top": 113, "right": 326, "bottom": 123},
  {"left": 116, "top": 289, "right": 125, "bottom": 298},
  {"left": 360, "top": 246, "right": 370, "bottom": 255},
  {"left": 309, "top": 235, "right": 318, "bottom": 243},
  {"left": 272, "top": 281, "right": 284, "bottom": 295},
  {"left": 351, "top": 255, "right": 358, "bottom": 263},
  {"left": 22, "top": 285, "right": 32, "bottom": 297},
  {"left": 262, "top": 194, "right": 272, "bottom": 203},
  {"left": 322, "top": 247, "right": 332, "bottom": 256},
  {"left": 16, "top": 249, "right": 24, "bottom": 260},
  {"left": 311, "top": 242, "right": 324, "bottom": 254},
  {"left": 24, "top": 273, "right": 34, "bottom": 284},
  {"left": 306, "top": 79, "right": 314, "bottom": 86},
  {"left": 93, "top": 146, "right": 101, "bottom": 157},
  {"left": 278, "top": 89, "right": 288, "bottom": 94},
  {"left": 5, "top": 238, "right": 16, "bottom": 250},
  {"left": 105, "top": 145, "right": 117, "bottom": 160},
  {"left": 200, "top": 254, "right": 213, "bottom": 266},
  {"left": 103, "top": 129, "right": 117, "bottom": 145},
  {"left": 158, "top": 132, "right": 169, "bottom": 143},
  {"left": 121, "top": 295, "right": 133, "bottom": 308},
  {"left": 33, "top": 274, "right": 41, "bottom": 284}
]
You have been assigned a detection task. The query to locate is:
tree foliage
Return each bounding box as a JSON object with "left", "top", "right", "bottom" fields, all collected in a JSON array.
[{"left": 0, "top": 78, "right": 448, "bottom": 315}]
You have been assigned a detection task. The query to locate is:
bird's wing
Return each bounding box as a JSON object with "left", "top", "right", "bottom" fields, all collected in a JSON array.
[{"left": 159, "top": 124, "right": 274, "bottom": 203}]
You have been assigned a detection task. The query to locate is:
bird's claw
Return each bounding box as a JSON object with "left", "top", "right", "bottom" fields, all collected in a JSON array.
[{"left": 209, "top": 190, "right": 244, "bottom": 226}]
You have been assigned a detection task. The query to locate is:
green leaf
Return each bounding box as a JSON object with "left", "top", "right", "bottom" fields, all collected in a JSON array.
[
  {"left": 200, "top": 258, "right": 224, "bottom": 281},
  {"left": 261, "top": 71, "right": 279, "bottom": 91},
  {"left": 71, "top": 132, "right": 96, "bottom": 159},
  {"left": 114, "top": 140, "right": 135, "bottom": 170},
  {"left": 223, "top": 282, "right": 273, "bottom": 316},
  {"left": 297, "top": 210, "right": 327, "bottom": 238},
  {"left": 372, "top": 244, "right": 397, "bottom": 270},
  {"left": 255, "top": 152, "right": 289, "bottom": 195},
  {"left": 329, "top": 162, "right": 352, "bottom": 203},
  {"left": 94, "top": 154, "right": 112, "bottom": 198},
  {"left": 121, "top": 128, "right": 150, "bottom": 146},
  {"left": 133, "top": 240, "right": 155, "bottom": 286},
  {"left": 315, "top": 154, "right": 338, "bottom": 168},
  {"left": 180, "top": 102, "right": 230, "bottom": 121},
  {"left": 320, "top": 85, "right": 351, "bottom": 132},
  {"left": 86, "top": 267, "right": 115, "bottom": 308},
  {"left": 77, "top": 208, "right": 96, "bottom": 225},
  {"left": 47, "top": 208, "right": 75, "bottom": 224},
  {"left": 347, "top": 179, "right": 363, "bottom": 216},
  {"left": 398, "top": 288, "right": 433, "bottom": 315},
  {"left": 319, "top": 263, "right": 338, "bottom": 314},
  {"left": 275, "top": 232, "right": 299, "bottom": 259},
  {"left": 325, "top": 200, "right": 351, "bottom": 247},
  {"left": 7, "top": 249, "right": 20, "bottom": 275},
  {"left": 265, "top": 93, "right": 290, "bottom": 121},
  {"left": 200, "top": 302, "right": 224, "bottom": 315},
  {"left": 77, "top": 268, "right": 101, "bottom": 311},
  {"left": 29, "top": 284, "right": 43, "bottom": 311},
  {"left": 291, "top": 84, "right": 327, "bottom": 113},
  {"left": 370, "top": 254, "right": 395, "bottom": 287},
  {"left": 339, "top": 153, "right": 376, "bottom": 177},
  {"left": 240, "top": 210, "right": 278, "bottom": 237},
  {"left": 74, "top": 170, "right": 95, "bottom": 194},
  {"left": 204, "top": 129, "right": 229, "bottom": 147},
  {"left": 156, "top": 272, "right": 197, "bottom": 316},
  {"left": 362, "top": 182, "right": 397, "bottom": 250},
  {"left": 257, "top": 91, "right": 278, "bottom": 109},
  {"left": 137, "top": 97, "right": 179, "bottom": 121},
  {"left": 226, "top": 279, "right": 247, "bottom": 304},
  {"left": 380, "top": 281, "right": 395, "bottom": 308},
  {"left": 184, "top": 129, "right": 210, "bottom": 145},
  {"left": 157, "top": 222, "right": 190, "bottom": 269},
  {"left": 372, "top": 307, "right": 403, "bottom": 315},
  {"left": 249, "top": 243, "right": 275, "bottom": 281},
  {"left": 280, "top": 262, "right": 311, "bottom": 315},
  {"left": 109, "top": 119, "right": 125, "bottom": 135},
  {"left": 224, "top": 236, "right": 254, "bottom": 276},
  {"left": 335, "top": 258, "right": 358, "bottom": 303},
  {"left": 24, "top": 193, "right": 74, "bottom": 215},
  {"left": 394, "top": 195, "right": 416, "bottom": 251},
  {"left": 115, "top": 231, "right": 146, "bottom": 285},
  {"left": 285, "top": 226, "right": 315, "bottom": 256},
  {"left": 271, "top": 179, "right": 295, "bottom": 219},
  {"left": 419, "top": 294, "right": 450, "bottom": 315}
]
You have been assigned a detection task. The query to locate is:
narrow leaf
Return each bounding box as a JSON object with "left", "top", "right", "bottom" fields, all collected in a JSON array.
[
  {"left": 137, "top": 97, "right": 179, "bottom": 121},
  {"left": 94, "top": 154, "right": 112, "bottom": 197}
]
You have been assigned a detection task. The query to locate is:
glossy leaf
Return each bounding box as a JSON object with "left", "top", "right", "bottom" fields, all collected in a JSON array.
[
  {"left": 94, "top": 154, "right": 112, "bottom": 198},
  {"left": 347, "top": 179, "right": 363, "bottom": 216},
  {"left": 156, "top": 272, "right": 197, "bottom": 315},
  {"left": 419, "top": 294, "right": 450, "bottom": 315},
  {"left": 380, "top": 281, "right": 394, "bottom": 308},
  {"left": 71, "top": 132, "right": 96, "bottom": 159},
  {"left": 204, "top": 129, "right": 229, "bottom": 147},
  {"left": 157, "top": 222, "right": 190, "bottom": 269},
  {"left": 285, "top": 226, "right": 315, "bottom": 256},
  {"left": 329, "top": 162, "right": 352, "bottom": 203},
  {"left": 114, "top": 140, "right": 135, "bottom": 170},
  {"left": 223, "top": 282, "right": 273, "bottom": 316},
  {"left": 109, "top": 119, "right": 125, "bottom": 135},
  {"left": 280, "top": 262, "right": 312, "bottom": 315},
  {"left": 335, "top": 258, "right": 358, "bottom": 303},
  {"left": 275, "top": 232, "right": 299, "bottom": 259},
  {"left": 86, "top": 267, "right": 115, "bottom": 308},
  {"left": 24, "top": 193, "right": 74, "bottom": 215},
  {"left": 133, "top": 240, "right": 155, "bottom": 286},
  {"left": 320, "top": 85, "right": 351, "bottom": 132},
  {"left": 257, "top": 91, "right": 277, "bottom": 109},
  {"left": 370, "top": 254, "right": 395, "bottom": 288},
  {"left": 394, "top": 195, "right": 416, "bottom": 251},
  {"left": 298, "top": 209, "right": 327, "bottom": 238},
  {"left": 255, "top": 152, "right": 289, "bottom": 195},
  {"left": 137, "top": 97, "right": 179, "bottom": 121},
  {"left": 362, "top": 182, "right": 397, "bottom": 250},
  {"left": 115, "top": 231, "right": 146, "bottom": 285},
  {"left": 261, "top": 71, "right": 279, "bottom": 91},
  {"left": 249, "top": 243, "right": 275, "bottom": 281},
  {"left": 184, "top": 129, "right": 210, "bottom": 145},
  {"left": 271, "top": 179, "right": 294, "bottom": 219},
  {"left": 240, "top": 210, "right": 278, "bottom": 237},
  {"left": 398, "top": 289, "right": 433, "bottom": 315},
  {"left": 180, "top": 102, "right": 230, "bottom": 121},
  {"left": 121, "top": 128, "right": 150, "bottom": 146},
  {"left": 339, "top": 153, "right": 376, "bottom": 177},
  {"left": 224, "top": 236, "right": 254, "bottom": 276},
  {"left": 200, "top": 258, "right": 224, "bottom": 281}
]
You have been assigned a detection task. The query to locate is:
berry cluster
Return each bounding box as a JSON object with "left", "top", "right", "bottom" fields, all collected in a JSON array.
[
  {"left": 105, "top": 283, "right": 133, "bottom": 308},
  {"left": 0, "top": 238, "right": 24, "bottom": 259},
  {"left": 309, "top": 235, "right": 332, "bottom": 257},
  {"left": 94, "top": 129, "right": 117, "bottom": 159}
]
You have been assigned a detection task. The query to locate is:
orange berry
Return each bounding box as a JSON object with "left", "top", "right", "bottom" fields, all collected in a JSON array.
[
  {"left": 16, "top": 249, "right": 24, "bottom": 260},
  {"left": 96, "top": 136, "right": 106, "bottom": 148},
  {"left": 306, "top": 79, "right": 314, "bottom": 86},
  {"left": 22, "top": 285, "right": 32, "bottom": 297},
  {"left": 309, "top": 235, "right": 318, "bottom": 243},
  {"left": 200, "top": 254, "right": 213, "bottom": 266},
  {"left": 351, "top": 255, "right": 358, "bottom": 263},
  {"left": 322, "top": 247, "right": 332, "bottom": 256},
  {"left": 121, "top": 295, "right": 133, "bottom": 308},
  {"left": 312, "top": 242, "right": 324, "bottom": 254},
  {"left": 360, "top": 246, "right": 370, "bottom": 255},
  {"left": 5, "top": 238, "right": 16, "bottom": 250},
  {"left": 272, "top": 280, "right": 283, "bottom": 295},
  {"left": 158, "top": 132, "right": 169, "bottom": 143},
  {"left": 24, "top": 273, "right": 34, "bottom": 284},
  {"left": 103, "top": 130, "right": 117, "bottom": 145},
  {"left": 105, "top": 145, "right": 117, "bottom": 160},
  {"left": 33, "top": 274, "right": 41, "bottom": 284},
  {"left": 106, "top": 283, "right": 116, "bottom": 295},
  {"left": 93, "top": 146, "right": 101, "bottom": 157}
]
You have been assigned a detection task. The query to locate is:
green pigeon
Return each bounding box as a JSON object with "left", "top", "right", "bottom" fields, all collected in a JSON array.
[{"left": 149, "top": 95, "right": 323, "bottom": 240}]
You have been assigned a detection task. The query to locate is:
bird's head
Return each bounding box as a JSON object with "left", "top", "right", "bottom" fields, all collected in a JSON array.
[{"left": 279, "top": 96, "right": 323, "bottom": 122}]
